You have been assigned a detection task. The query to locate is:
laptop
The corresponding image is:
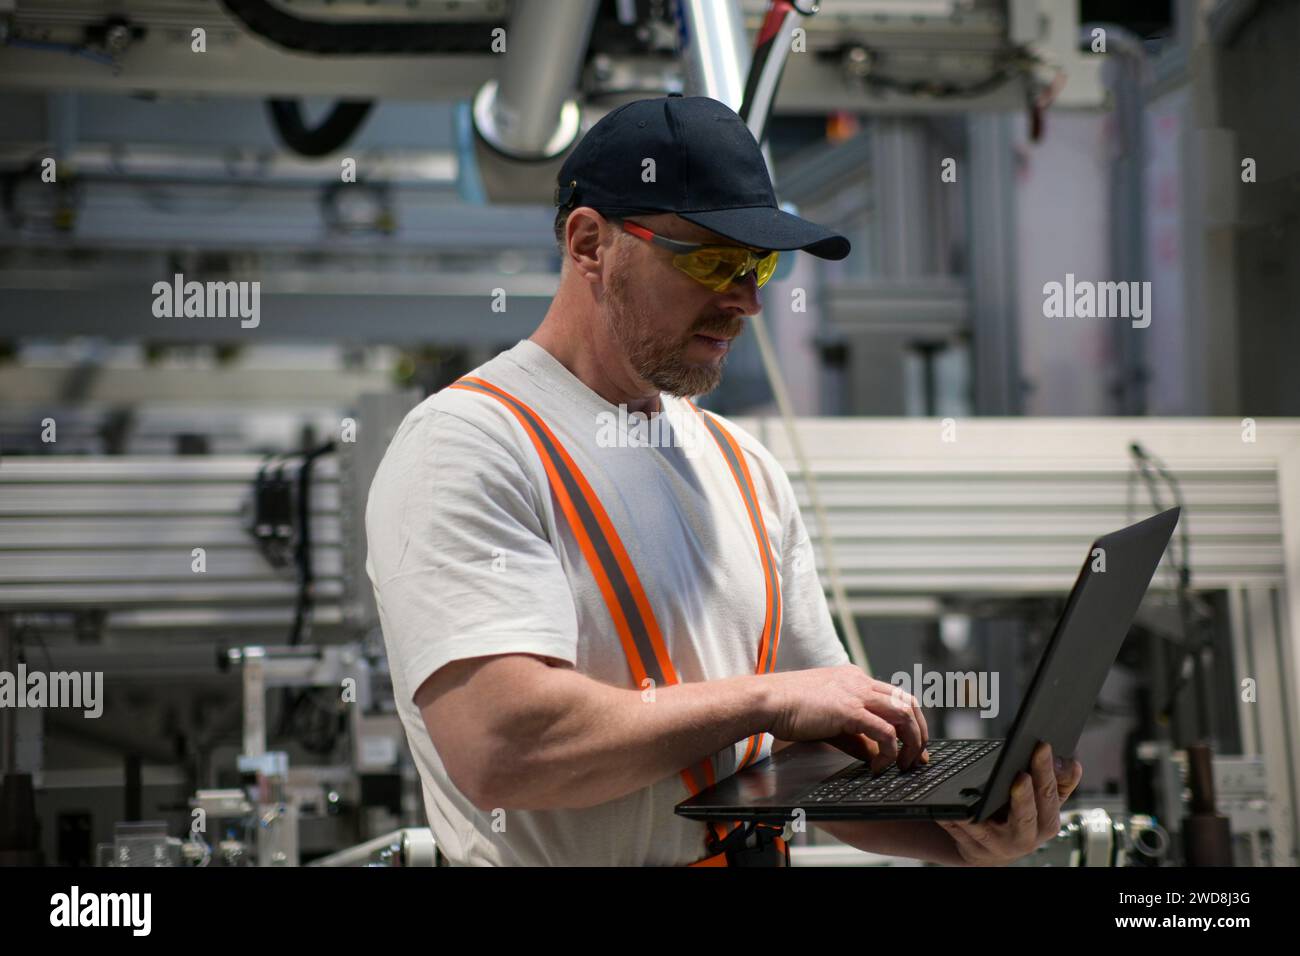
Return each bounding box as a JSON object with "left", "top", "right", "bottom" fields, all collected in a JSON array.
[{"left": 676, "top": 507, "right": 1180, "bottom": 825}]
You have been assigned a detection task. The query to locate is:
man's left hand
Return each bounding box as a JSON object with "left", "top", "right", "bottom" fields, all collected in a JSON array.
[{"left": 937, "top": 741, "right": 1083, "bottom": 866}]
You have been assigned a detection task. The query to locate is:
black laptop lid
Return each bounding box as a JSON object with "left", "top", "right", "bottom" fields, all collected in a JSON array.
[{"left": 971, "top": 507, "right": 1180, "bottom": 821}]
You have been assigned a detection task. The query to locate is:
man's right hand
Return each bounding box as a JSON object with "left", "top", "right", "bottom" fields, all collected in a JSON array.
[{"left": 765, "top": 665, "right": 929, "bottom": 772}]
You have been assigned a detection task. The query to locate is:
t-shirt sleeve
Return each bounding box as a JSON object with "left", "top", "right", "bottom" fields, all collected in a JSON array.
[
  {"left": 768, "top": 458, "right": 852, "bottom": 673},
  {"left": 366, "top": 409, "right": 579, "bottom": 702}
]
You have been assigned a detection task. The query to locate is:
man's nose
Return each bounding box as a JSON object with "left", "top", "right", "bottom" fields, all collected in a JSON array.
[{"left": 718, "top": 269, "right": 763, "bottom": 316}]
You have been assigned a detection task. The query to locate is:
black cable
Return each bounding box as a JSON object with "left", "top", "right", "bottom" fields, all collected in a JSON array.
[
  {"left": 1129, "top": 442, "right": 1210, "bottom": 740},
  {"left": 740, "top": 0, "right": 796, "bottom": 131},
  {"left": 255, "top": 453, "right": 294, "bottom": 569},
  {"left": 1145, "top": 449, "right": 1194, "bottom": 590},
  {"left": 288, "top": 441, "right": 335, "bottom": 646},
  {"left": 221, "top": 0, "right": 505, "bottom": 55},
  {"left": 274, "top": 442, "right": 337, "bottom": 749},
  {"left": 266, "top": 100, "right": 374, "bottom": 158},
  {"left": 250, "top": 453, "right": 279, "bottom": 567},
  {"left": 259, "top": 442, "right": 334, "bottom": 747}
]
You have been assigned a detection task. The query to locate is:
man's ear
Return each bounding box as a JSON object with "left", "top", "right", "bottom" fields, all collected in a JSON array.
[{"left": 565, "top": 207, "right": 612, "bottom": 283}]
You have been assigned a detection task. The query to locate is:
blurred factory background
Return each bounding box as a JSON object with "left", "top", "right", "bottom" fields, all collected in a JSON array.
[{"left": 0, "top": 0, "right": 1297, "bottom": 868}]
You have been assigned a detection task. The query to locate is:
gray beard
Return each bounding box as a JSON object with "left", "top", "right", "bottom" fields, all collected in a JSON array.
[{"left": 606, "top": 276, "right": 726, "bottom": 399}]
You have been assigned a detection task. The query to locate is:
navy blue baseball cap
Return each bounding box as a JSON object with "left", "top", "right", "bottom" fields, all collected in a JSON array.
[{"left": 555, "top": 95, "right": 851, "bottom": 261}]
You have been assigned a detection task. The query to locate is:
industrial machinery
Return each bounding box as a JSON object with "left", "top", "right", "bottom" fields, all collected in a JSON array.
[{"left": 5, "top": 413, "right": 1297, "bottom": 866}]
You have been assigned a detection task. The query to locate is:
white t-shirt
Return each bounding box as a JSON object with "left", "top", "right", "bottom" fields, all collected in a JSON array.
[{"left": 365, "top": 339, "right": 849, "bottom": 865}]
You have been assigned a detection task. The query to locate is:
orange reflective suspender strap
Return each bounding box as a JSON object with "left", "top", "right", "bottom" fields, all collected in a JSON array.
[
  {"left": 447, "top": 376, "right": 715, "bottom": 800},
  {"left": 686, "top": 400, "right": 784, "bottom": 770},
  {"left": 687, "top": 850, "right": 730, "bottom": 867},
  {"left": 686, "top": 400, "right": 786, "bottom": 859}
]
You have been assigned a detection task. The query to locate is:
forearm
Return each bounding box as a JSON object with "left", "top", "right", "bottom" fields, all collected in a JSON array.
[
  {"left": 813, "top": 819, "right": 967, "bottom": 866},
  {"left": 479, "top": 667, "right": 776, "bottom": 811}
]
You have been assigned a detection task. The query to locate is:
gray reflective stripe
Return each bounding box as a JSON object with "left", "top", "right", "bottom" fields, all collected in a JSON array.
[
  {"left": 455, "top": 379, "right": 668, "bottom": 686},
  {"left": 698, "top": 410, "right": 780, "bottom": 672}
]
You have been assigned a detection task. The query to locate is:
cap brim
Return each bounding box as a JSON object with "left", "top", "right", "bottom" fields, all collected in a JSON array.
[{"left": 677, "top": 206, "right": 851, "bottom": 261}]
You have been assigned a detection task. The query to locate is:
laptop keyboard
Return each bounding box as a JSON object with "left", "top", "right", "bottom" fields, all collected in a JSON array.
[{"left": 798, "top": 739, "right": 1003, "bottom": 805}]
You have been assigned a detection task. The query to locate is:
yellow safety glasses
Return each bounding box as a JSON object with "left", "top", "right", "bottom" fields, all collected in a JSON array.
[{"left": 621, "top": 221, "right": 779, "bottom": 292}]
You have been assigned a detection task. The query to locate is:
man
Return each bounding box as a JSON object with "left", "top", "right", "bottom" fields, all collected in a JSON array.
[{"left": 365, "top": 95, "right": 1082, "bottom": 866}]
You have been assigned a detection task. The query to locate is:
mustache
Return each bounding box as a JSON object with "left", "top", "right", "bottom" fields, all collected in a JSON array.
[{"left": 690, "top": 315, "right": 745, "bottom": 338}]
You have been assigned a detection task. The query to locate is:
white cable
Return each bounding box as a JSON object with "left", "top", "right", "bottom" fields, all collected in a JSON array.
[{"left": 748, "top": 309, "right": 870, "bottom": 674}]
